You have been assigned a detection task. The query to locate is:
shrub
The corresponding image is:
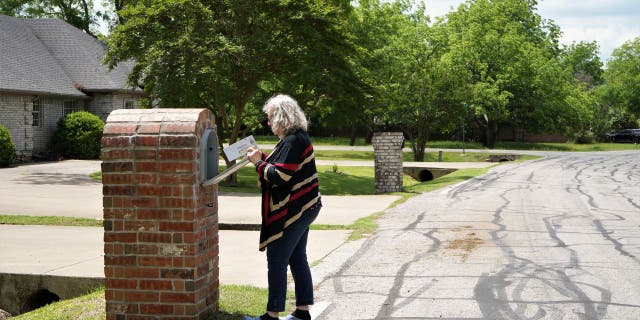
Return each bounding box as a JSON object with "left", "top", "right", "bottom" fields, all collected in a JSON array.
[
  {"left": 53, "top": 111, "right": 105, "bottom": 159},
  {"left": 0, "top": 124, "right": 15, "bottom": 167}
]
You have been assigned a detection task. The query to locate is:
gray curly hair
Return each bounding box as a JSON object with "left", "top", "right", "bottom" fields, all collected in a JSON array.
[{"left": 263, "top": 94, "right": 308, "bottom": 136}]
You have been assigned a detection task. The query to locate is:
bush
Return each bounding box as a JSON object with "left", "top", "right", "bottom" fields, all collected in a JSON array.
[
  {"left": 574, "top": 131, "right": 596, "bottom": 144},
  {"left": 0, "top": 124, "right": 15, "bottom": 167},
  {"left": 53, "top": 111, "right": 104, "bottom": 159}
]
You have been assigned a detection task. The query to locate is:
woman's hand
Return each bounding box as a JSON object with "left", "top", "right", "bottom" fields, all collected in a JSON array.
[{"left": 246, "top": 147, "right": 262, "bottom": 165}]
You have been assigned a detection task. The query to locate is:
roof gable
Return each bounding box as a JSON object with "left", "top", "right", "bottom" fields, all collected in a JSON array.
[
  {"left": 0, "top": 14, "right": 138, "bottom": 97},
  {"left": 0, "top": 14, "right": 85, "bottom": 97}
]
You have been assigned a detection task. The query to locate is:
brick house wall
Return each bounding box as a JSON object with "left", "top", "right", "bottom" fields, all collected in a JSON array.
[
  {"left": 0, "top": 94, "right": 33, "bottom": 157},
  {"left": 87, "top": 92, "right": 141, "bottom": 122},
  {"left": 1, "top": 92, "right": 140, "bottom": 159}
]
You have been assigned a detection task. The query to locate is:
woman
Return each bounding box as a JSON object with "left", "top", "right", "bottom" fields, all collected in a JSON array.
[{"left": 244, "top": 94, "right": 321, "bottom": 320}]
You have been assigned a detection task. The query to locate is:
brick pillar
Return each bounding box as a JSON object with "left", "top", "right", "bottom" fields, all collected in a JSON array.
[
  {"left": 101, "top": 109, "right": 218, "bottom": 319},
  {"left": 372, "top": 132, "right": 404, "bottom": 193}
]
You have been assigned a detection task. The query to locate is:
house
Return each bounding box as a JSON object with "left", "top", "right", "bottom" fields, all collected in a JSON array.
[{"left": 0, "top": 14, "right": 143, "bottom": 160}]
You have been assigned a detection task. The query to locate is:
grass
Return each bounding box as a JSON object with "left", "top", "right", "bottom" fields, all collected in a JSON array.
[
  {"left": 494, "top": 141, "right": 640, "bottom": 151},
  {"left": 218, "top": 165, "right": 376, "bottom": 195},
  {"left": 0, "top": 214, "right": 103, "bottom": 227},
  {"left": 12, "top": 287, "right": 106, "bottom": 320},
  {"left": 12, "top": 285, "right": 295, "bottom": 320},
  {"left": 254, "top": 135, "right": 640, "bottom": 151},
  {"left": 254, "top": 135, "right": 369, "bottom": 146}
]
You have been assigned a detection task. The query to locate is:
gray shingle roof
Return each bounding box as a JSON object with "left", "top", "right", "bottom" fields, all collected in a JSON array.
[{"left": 0, "top": 14, "right": 138, "bottom": 97}]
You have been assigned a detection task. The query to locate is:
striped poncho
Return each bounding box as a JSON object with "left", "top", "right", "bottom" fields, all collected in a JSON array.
[{"left": 255, "top": 129, "right": 321, "bottom": 251}]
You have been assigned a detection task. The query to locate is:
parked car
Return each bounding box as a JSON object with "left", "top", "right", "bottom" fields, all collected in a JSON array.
[{"left": 607, "top": 129, "right": 640, "bottom": 143}]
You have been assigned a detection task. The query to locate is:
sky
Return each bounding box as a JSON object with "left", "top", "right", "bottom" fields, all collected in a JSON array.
[{"left": 423, "top": 0, "right": 640, "bottom": 63}]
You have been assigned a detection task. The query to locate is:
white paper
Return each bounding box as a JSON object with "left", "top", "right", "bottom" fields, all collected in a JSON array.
[{"left": 224, "top": 135, "right": 258, "bottom": 161}]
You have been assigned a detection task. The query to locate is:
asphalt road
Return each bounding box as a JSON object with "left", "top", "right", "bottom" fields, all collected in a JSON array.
[{"left": 315, "top": 151, "right": 640, "bottom": 320}]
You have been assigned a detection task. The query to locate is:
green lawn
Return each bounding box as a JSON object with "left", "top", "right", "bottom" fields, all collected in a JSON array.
[{"left": 12, "top": 285, "right": 295, "bottom": 320}]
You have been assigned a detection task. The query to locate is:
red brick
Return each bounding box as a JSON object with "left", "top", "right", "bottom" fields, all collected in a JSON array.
[
  {"left": 138, "top": 232, "right": 172, "bottom": 243},
  {"left": 134, "top": 149, "right": 157, "bottom": 160},
  {"left": 102, "top": 173, "right": 134, "bottom": 185},
  {"left": 131, "top": 197, "right": 158, "bottom": 208},
  {"left": 159, "top": 135, "right": 196, "bottom": 147},
  {"left": 106, "top": 278, "right": 137, "bottom": 289},
  {"left": 101, "top": 149, "right": 133, "bottom": 160},
  {"left": 160, "top": 197, "right": 196, "bottom": 208},
  {"left": 160, "top": 292, "right": 195, "bottom": 303},
  {"left": 159, "top": 149, "right": 196, "bottom": 161},
  {"left": 124, "top": 267, "right": 160, "bottom": 278},
  {"left": 133, "top": 135, "right": 158, "bottom": 146},
  {"left": 139, "top": 304, "right": 173, "bottom": 314},
  {"left": 139, "top": 280, "right": 173, "bottom": 290},
  {"left": 105, "top": 266, "right": 115, "bottom": 277},
  {"left": 160, "top": 221, "right": 194, "bottom": 232},
  {"left": 135, "top": 162, "right": 157, "bottom": 172},
  {"left": 135, "top": 173, "right": 157, "bottom": 185},
  {"left": 161, "top": 268, "right": 194, "bottom": 279},
  {"left": 103, "top": 196, "right": 113, "bottom": 208},
  {"left": 125, "top": 244, "right": 158, "bottom": 255},
  {"left": 101, "top": 136, "right": 133, "bottom": 148},
  {"left": 172, "top": 257, "right": 185, "bottom": 268},
  {"left": 139, "top": 256, "right": 173, "bottom": 267},
  {"left": 137, "top": 123, "right": 161, "bottom": 134},
  {"left": 161, "top": 122, "right": 197, "bottom": 134},
  {"left": 103, "top": 185, "right": 135, "bottom": 196},
  {"left": 104, "top": 255, "right": 136, "bottom": 266},
  {"left": 102, "top": 162, "right": 134, "bottom": 172},
  {"left": 104, "top": 232, "right": 137, "bottom": 243},
  {"left": 158, "top": 162, "right": 195, "bottom": 173},
  {"left": 137, "top": 209, "right": 171, "bottom": 220},
  {"left": 105, "top": 208, "right": 135, "bottom": 219},
  {"left": 123, "top": 221, "right": 158, "bottom": 232},
  {"left": 136, "top": 186, "right": 171, "bottom": 197},
  {"left": 158, "top": 174, "right": 196, "bottom": 184},
  {"left": 125, "top": 291, "right": 159, "bottom": 302},
  {"left": 104, "top": 123, "right": 138, "bottom": 135}
]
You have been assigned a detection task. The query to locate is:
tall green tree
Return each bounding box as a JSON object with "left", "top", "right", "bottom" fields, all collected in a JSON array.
[
  {"left": 1, "top": 0, "right": 99, "bottom": 36},
  {"left": 329, "top": 0, "right": 411, "bottom": 144},
  {"left": 383, "top": 4, "right": 468, "bottom": 160},
  {"left": 443, "top": 0, "right": 570, "bottom": 147},
  {"left": 601, "top": 37, "right": 640, "bottom": 126},
  {"left": 105, "top": 0, "right": 357, "bottom": 158}
]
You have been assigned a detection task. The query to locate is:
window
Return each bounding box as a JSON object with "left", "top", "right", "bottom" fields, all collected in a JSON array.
[
  {"left": 124, "top": 100, "right": 134, "bottom": 109},
  {"left": 62, "top": 100, "right": 81, "bottom": 117},
  {"left": 32, "top": 98, "right": 42, "bottom": 127}
]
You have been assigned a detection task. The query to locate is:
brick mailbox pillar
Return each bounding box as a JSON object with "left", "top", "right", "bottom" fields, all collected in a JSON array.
[
  {"left": 372, "top": 132, "right": 404, "bottom": 193},
  {"left": 101, "top": 109, "right": 218, "bottom": 319}
]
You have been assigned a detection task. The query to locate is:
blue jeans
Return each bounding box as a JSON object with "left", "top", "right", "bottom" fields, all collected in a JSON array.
[{"left": 266, "top": 204, "right": 320, "bottom": 312}]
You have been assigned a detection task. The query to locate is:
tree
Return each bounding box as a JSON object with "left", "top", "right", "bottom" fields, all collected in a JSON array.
[
  {"left": 0, "top": 0, "right": 99, "bottom": 37},
  {"left": 383, "top": 4, "right": 468, "bottom": 160},
  {"left": 443, "top": 0, "right": 568, "bottom": 147},
  {"left": 105, "top": 0, "right": 357, "bottom": 169},
  {"left": 601, "top": 37, "right": 640, "bottom": 125},
  {"left": 560, "top": 41, "right": 604, "bottom": 88}
]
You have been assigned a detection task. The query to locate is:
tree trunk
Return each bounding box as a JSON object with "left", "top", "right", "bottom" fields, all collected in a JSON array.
[
  {"left": 349, "top": 125, "right": 357, "bottom": 146},
  {"left": 484, "top": 120, "right": 498, "bottom": 149}
]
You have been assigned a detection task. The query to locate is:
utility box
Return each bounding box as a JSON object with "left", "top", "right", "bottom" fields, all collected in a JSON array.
[{"left": 101, "top": 109, "right": 218, "bottom": 319}]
